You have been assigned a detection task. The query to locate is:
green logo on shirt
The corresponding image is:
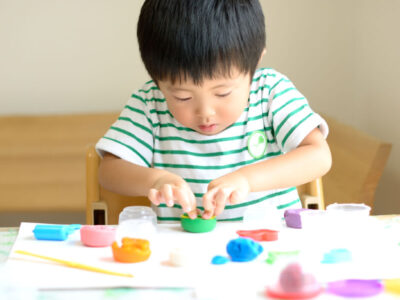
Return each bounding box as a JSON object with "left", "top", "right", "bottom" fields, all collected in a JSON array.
[{"left": 248, "top": 131, "right": 267, "bottom": 159}]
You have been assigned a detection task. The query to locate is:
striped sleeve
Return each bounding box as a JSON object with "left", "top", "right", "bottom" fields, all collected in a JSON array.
[
  {"left": 266, "top": 73, "right": 328, "bottom": 153},
  {"left": 95, "top": 90, "right": 156, "bottom": 168}
]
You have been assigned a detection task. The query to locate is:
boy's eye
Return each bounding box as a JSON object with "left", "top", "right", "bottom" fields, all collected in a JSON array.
[
  {"left": 175, "top": 96, "right": 191, "bottom": 101},
  {"left": 216, "top": 91, "right": 232, "bottom": 98}
]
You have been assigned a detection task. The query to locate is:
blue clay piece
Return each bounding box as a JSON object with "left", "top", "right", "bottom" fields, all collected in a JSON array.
[
  {"left": 322, "top": 248, "right": 352, "bottom": 264},
  {"left": 211, "top": 255, "right": 230, "bottom": 265},
  {"left": 226, "top": 237, "right": 263, "bottom": 262}
]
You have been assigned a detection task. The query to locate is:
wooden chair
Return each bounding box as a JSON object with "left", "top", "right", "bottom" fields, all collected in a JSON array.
[
  {"left": 321, "top": 114, "right": 392, "bottom": 213},
  {"left": 86, "top": 145, "right": 150, "bottom": 225},
  {"left": 297, "top": 178, "right": 325, "bottom": 210},
  {"left": 86, "top": 145, "right": 324, "bottom": 225}
]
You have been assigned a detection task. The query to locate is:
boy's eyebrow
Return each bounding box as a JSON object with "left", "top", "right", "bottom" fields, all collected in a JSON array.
[
  {"left": 167, "top": 87, "right": 192, "bottom": 92},
  {"left": 166, "top": 84, "right": 233, "bottom": 92},
  {"left": 210, "top": 83, "right": 234, "bottom": 89}
]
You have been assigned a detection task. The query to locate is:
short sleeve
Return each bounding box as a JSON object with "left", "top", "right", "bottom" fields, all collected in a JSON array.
[
  {"left": 266, "top": 74, "right": 329, "bottom": 153},
  {"left": 95, "top": 92, "right": 156, "bottom": 168}
]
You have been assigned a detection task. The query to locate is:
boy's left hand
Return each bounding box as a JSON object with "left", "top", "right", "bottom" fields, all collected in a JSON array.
[{"left": 202, "top": 171, "right": 250, "bottom": 219}]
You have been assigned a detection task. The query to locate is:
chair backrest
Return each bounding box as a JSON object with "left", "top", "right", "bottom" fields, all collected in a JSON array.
[
  {"left": 321, "top": 115, "right": 392, "bottom": 213},
  {"left": 86, "top": 145, "right": 324, "bottom": 225}
]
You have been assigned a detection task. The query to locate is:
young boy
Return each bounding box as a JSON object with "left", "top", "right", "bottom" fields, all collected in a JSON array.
[{"left": 96, "top": 0, "right": 332, "bottom": 222}]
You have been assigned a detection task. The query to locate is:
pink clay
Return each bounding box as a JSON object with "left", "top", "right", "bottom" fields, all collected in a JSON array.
[{"left": 80, "top": 225, "right": 116, "bottom": 247}]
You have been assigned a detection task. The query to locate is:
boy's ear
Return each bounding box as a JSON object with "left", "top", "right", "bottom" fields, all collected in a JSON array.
[{"left": 258, "top": 48, "right": 267, "bottom": 65}]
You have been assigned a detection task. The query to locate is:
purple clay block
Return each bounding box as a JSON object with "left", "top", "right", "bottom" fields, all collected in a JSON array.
[
  {"left": 327, "top": 279, "right": 383, "bottom": 297},
  {"left": 284, "top": 209, "right": 309, "bottom": 229}
]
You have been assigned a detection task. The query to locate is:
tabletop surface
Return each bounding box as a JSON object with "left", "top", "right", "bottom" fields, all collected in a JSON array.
[
  {"left": 1, "top": 216, "right": 400, "bottom": 300},
  {"left": 0, "top": 227, "right": 194, "bottom": 300}
]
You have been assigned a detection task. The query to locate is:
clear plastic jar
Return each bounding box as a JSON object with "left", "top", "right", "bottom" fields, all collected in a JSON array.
[
  {"left": 116, "top": 206, "right": 157, "bottom": 244},
  {"left": 119, "top": 206, "right": 157, "bottom": 225}
]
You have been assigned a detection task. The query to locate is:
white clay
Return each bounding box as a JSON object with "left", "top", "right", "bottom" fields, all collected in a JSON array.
[{"left": 169, "top": 248, "right": 191, "bottom": 267}]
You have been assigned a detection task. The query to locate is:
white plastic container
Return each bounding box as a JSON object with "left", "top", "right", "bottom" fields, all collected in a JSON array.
[
  {"left": 325, "top": 203, "right": 371, "bottom": 250},
  {"left": 326, "top": 203, "right": 371, "bottom": 217}
]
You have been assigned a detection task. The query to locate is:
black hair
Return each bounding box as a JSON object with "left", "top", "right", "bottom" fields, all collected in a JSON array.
[{"left": 137, "top": 0, "right": 266, "bottom": 84}]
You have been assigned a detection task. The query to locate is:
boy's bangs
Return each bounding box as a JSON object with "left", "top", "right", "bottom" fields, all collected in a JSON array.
[{"left": 161, "top": 59, "right": 248, "bottom": 85}]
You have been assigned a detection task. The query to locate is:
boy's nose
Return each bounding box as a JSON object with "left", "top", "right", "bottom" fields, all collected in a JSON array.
[{"left": 196, "top": 102, "right": 215, "bottom": 118}]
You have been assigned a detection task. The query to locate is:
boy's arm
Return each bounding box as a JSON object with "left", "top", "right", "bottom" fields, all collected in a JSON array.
[
  {"left": 241, "top": 128, "right": 331, "bottom": 192},
  {"left": 99, "top": 153, "right": 197, "bottom": 218},
  {"left": 202, "top": 128, "right": 332, "bottom": 218}
]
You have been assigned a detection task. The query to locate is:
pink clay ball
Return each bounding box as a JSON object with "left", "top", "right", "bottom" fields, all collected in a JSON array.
[{"left": 279, "top": 263, "right": 317, "bottom": 293}]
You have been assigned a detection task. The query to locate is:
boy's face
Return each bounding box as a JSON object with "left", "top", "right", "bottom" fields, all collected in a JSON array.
[{"left": 158, "top": 69, "right": 251, "bottom": 135}]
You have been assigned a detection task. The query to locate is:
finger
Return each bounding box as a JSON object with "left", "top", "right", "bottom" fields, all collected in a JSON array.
[
  {"left": 229, "top": 190, "right": 240, "bottom": 205},
  {"left": 148, "top": 188, "right": 160, "bottom": 205},
  {"left": 214, "top": 188, "right": 230, "bottom": 216},
  {"left": 203, "top": 188, "right": 218, "bottom": 210},
  {"left": 196, "top": 208, "right": 203, "bottom": 216},
  {"left": 202, "top": 210, "right": 213, "bottom": 219},
  {"left": 157, "top": 191, "right": 165, "bottom": 204},
  {"left": 174, "top": 188, "right": 190, "bottom": 213},
  {"left": 202, "top": 188, "right": 218, "bottom": 219},
  {"left": 187, "top": 210, "right": 198, "bottom": 219},
  {"left": 161, "top": 184, "right": 174, "bottom": 207},
  {"left": 187, "top": 192, "right": 198, "bottom": 219}
]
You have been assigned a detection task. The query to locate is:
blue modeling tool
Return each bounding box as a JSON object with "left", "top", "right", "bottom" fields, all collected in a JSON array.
[{"left": 33, "top": 224, "right": 82, "bottom": 241}]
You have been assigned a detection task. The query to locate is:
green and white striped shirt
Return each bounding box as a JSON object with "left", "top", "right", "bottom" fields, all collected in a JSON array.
[{"left": 96, "top": 68, "right": 328, "bottom": 222}]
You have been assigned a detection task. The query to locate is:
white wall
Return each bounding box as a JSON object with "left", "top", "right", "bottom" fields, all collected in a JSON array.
[
  {"left": 0, "top": 0, "right": 147, "bottom": 114},
  {"left": 1, "top": 0, "right": 399, "bottom": 214},
  {"left": 352, "top": 0, "right": 400, "bottom": 214},
  {"left": 260, "top": 0, "right": 400, "bottom": 214}
]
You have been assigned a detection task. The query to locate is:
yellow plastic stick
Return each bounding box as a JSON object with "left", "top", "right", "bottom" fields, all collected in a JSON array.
[{"left": 14, "top": 250, "right": 134, "bottom": 278}]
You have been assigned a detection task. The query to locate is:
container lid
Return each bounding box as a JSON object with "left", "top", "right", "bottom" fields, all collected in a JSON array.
[
  {"left": 180, "top": 214, "right": 216, "bottom": 233},
  {"left": 326, "top": 279, "right": 383, "bottom": 297}
]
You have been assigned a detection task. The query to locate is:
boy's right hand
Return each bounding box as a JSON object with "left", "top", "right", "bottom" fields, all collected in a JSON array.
[{"left": 148, "top": 172, "right": 197, "bottom": 219}]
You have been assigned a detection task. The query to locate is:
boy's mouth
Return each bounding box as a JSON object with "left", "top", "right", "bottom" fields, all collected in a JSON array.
[{"left": 198, "top": 124, "right": 217, "bottom": 133}]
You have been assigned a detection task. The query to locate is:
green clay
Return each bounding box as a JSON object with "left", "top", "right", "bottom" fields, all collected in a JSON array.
[
  {"left": 265, "top": 250, "right": 300, "bottom": 265},
  {"left": 181, "top": 214, "right": 216, "bottom": 233}
]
